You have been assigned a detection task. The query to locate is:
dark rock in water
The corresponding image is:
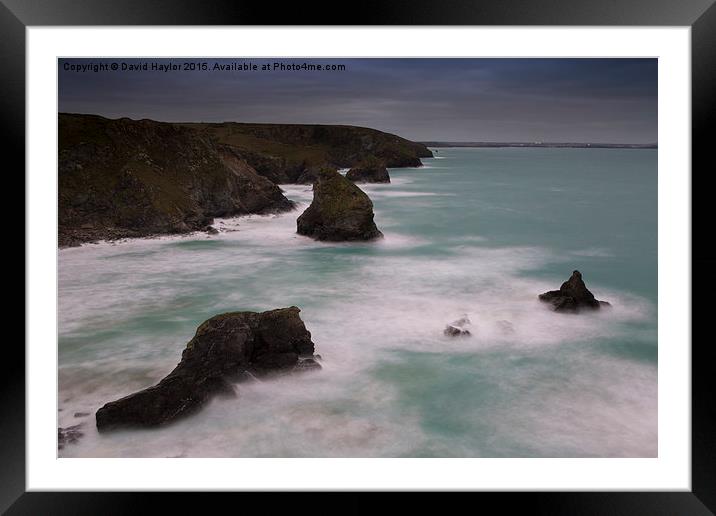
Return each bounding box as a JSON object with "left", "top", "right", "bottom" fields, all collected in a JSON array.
[
  {"left": 444, "top": 315, "right": 472, "bottom": 337},
  {"left": 346, "top": 157, "right": 391, "bottom": 184},
  {"left": 58, "top": 423, "right": 84, "bottom": 450},
  {"left": 296, "top": 169, "right": 383, "bottom": 241},
  {"left": 74, "top": 412, "right": 90, "bottom": 418},
  {"left": 96, "top": 307, "right": 321, "bottom": 431},
  {"left": 538, "top": 270, "right": 611, "bottom": 313},
  {"left": 206, "top": 226, "right": 219, "bottom": 235},
  {"left": 444, "top": 325, "right": 471, "bottom": 337}
]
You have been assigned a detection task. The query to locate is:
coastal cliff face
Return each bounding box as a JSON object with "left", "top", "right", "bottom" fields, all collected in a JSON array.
[
  {"left": 59, "top": 114, "right": 431, "bottom": 246},
  {"left": 59, "top": 114, "right": 294, "bottom": 246},
  {"left": 182, "top": 122, "right": 433, "bottom": 183}
]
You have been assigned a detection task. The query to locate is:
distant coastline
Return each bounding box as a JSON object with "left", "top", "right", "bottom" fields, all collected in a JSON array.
[{"left": 421, "top": 142, "right": 657, "bottom": 149}]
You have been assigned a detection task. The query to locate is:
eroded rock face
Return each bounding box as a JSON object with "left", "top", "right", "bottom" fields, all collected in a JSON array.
[
  {"left": 538, "top": 270, "right": 611, "bottom": 313},
  {"left": 58, "top": 114, "right": 294, "bottom": 247},
  {"left": 296, "top": 169, "right": 383, "bottom": 241},
  {"left": 346, "top": 157, "right": 391, "bottom": 184},
  {"left": 95, "top": 307, "right": 320, "bottom": 431}
]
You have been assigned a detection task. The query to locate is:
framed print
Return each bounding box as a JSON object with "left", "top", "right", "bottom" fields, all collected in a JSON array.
[{"left": 7, "top": 0, "right": 715, "bottom": 513}]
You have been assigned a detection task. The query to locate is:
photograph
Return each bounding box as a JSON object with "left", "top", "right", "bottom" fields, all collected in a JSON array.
[{"left": 56, "top": 57, "right": 658, "bottom": 459}]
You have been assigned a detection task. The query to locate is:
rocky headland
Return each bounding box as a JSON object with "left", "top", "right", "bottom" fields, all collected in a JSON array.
[
  {"left": 182, "top": 121, "right": 433, "bottom": 184},
  {"left": 539, "top": 270, "right": 611, "bottom": 313},
  {"left": 95, "top": 307, "right": 321, "bottom": 431},
  {"left": 59, "top": 114, "right": 432, "bottom": 246},
  {"left": 296, "top": 169, "right": 383, "bottom": 241},
  {"left": 59, "top": 114, "right": 294, "bottom": 247}
]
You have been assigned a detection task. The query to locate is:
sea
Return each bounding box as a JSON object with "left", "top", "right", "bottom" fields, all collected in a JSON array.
[{"left": 58, "top": 147, "right": 658, "bottom": 457}]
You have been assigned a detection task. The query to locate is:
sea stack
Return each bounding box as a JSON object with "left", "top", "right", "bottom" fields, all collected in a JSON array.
[
  {"left": 95, "top": 307, "right": 321, "bottom": 431},
  {"left": 538, "top": 270, "right": 611, "bottom": 313},
  {"left": 296, "top": 168, "right": 383, "bottom": 241},
  {"left": 346, "top": 156, "right": 391, "bottom": 184}
]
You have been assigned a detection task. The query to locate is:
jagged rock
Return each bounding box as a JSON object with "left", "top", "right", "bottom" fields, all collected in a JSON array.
[
  {"left": 296, "top": 169, "right": 383, "bottom": 241},
  {"left": 206, "top": 226, "right": 219, "bottom": 235},
  {"left": 538, "top": 270, "right": 611, "bottom": 313},
  {"left": 294, "top": 357, "right": 322, "bottom": 371},
  {"left": 346, "top": 157, "right": 391, "bottom": 183},
  {"left": 58, "top": 423, "right": 85, "bottom": 450},
  {"left": 444, "top": 315, "right": 472, "bottom": 337},
  {"left": 95, "top": 307, "right": 321, "bottom": 431}
]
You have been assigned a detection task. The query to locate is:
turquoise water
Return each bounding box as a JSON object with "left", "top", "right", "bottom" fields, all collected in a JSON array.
[{"left": 58, "top": 148, "right": 657, "bottom": 457}]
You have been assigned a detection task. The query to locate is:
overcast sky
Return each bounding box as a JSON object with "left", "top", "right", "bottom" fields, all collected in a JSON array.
[{"left": 59, "top": 58, "right": 657, "bottom": 143}]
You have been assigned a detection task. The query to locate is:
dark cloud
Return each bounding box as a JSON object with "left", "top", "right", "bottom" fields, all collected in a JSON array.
[{"left": 59, "top": 58, "right": 657, "bottom": 143}]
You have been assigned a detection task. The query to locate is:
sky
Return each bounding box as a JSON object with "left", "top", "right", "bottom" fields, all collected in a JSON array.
[{"left": 58, "top": 58, "right": 657, "bottom": 143}]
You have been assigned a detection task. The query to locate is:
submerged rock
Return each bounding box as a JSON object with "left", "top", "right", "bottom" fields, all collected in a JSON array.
[
  {"left": 296, "top": 168, "right": 383, "bottom": 241},
  {"left": 444, "top": 315, "right": 472, "bottom": 337},
  {"left": 496, "top": 320, "right": 515, "bottom": 334},
  {"left": 95, "top": 307, "right": 321, "bottom": 431},
  {"left": 346, "top": 156, "right": 391, "bottom": 184},
  {"left": 538, "top": 270, "right": 611, "bottom": 313}
]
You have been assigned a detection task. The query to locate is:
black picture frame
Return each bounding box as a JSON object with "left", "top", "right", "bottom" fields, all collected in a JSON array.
[{"left": 6, "top": 1, "right": 715, "bottom": 514}]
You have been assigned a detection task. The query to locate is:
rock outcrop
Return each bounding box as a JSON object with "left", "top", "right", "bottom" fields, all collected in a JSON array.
[
  {"left": 296, "top": 169, "right": 383, "bottom": 241},
  {"left": 58, "top": 114, "right": 294, "bottom": 247},
  {"left": 58, "top": 423, "right": 84, "bottom": 450},
  {"left": 346, "top": 156, "right": 391, "bottom": 184},
  {"left": 538, "top": 270, "right": 611, "bottom": 313},
  {"left": 95, "top": 307, "right": 321, "bottom": 431},
  {"left": 444, "top": 316, "right": 472, "bottom": 337}
]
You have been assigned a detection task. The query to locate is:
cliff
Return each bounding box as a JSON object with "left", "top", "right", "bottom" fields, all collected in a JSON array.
[
  {"left": 59, "top": 114, "right": 432, "bottom": 246},
  {"left": 58, "top": 114, "right": 294, "bottom": 247},
  {"left": 181, "top": 122, "right": 433, "bottom": 183}
]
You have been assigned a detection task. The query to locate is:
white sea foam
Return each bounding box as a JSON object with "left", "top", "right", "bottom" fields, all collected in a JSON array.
[{"left": 58, "top": 149, "right": 657, "bottom": 458}]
